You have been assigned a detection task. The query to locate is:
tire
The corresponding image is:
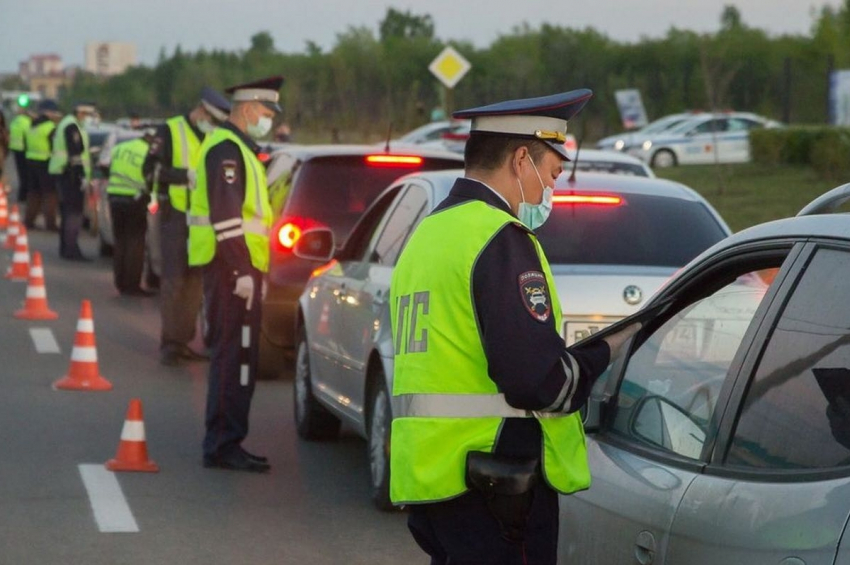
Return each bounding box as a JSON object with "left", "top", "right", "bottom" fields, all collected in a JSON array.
[
  {"left": 651, "top": 149, "right": 677, "bottom": 168},
  {"left": 293, "top": 328, "right": 341, "bottom": 441},
  {"left": 367, "top": 374, "right": 394, "bottom": 511}
]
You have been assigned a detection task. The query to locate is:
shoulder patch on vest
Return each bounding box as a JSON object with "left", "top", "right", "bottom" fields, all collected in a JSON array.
[
  {"left": 221, "top": 159, "right": 238, "bottom": 184},
  {"left": 518, "top": 271, "right": 551, "bottom": 322}
]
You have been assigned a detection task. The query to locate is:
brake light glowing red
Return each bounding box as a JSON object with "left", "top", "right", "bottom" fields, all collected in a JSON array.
[
  {"left": 553, "top": 194, "right": 624, "bottom": 206},
  {"left": 365, "top": 155, "right": 424, "bottom": 167},
  {"left": 257, "top": 152, "right": 270, "bottom": 163},
  {"left": 278, "top": 222, "right": 302, "bottom": 250}
]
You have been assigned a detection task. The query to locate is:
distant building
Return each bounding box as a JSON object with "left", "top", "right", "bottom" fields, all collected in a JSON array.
[
  {"left": 18, "top": 54, "right": 71, "bottom": 99},
  {"left": 84, "top": 42, "right": 137, "bottom": 76}
]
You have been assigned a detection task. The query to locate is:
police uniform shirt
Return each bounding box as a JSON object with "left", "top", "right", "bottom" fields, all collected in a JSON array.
[
  {"left": 142, "top": 115, "right": 203, "bottom": 187},
  {"left": 434, "top": 178, "right": 611, "bottom": 460},
  {"left": 203, "top": 121, "right": 258, "bottom": 276}
]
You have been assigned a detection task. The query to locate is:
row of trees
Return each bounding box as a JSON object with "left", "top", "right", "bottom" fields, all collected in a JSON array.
[{"left": 59, "top": 2, "right": 850, "bottom": 142}]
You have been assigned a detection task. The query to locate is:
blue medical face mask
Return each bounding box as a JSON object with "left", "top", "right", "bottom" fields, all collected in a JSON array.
[{"left": 516, "top": 155, "right": 554, "bottom": 230}]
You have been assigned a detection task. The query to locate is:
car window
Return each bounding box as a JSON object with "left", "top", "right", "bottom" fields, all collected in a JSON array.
[
  {"left": 285, "top": 155, "right": 459, "bottom": 244},
  {"left": 573, "top": 161, "right": 649, "bottom": 177},
  {"left": 691, "top": 119, "right": 728, "bottom": 135},
  {"left": 536, "top": 193, "right": 727, "bottom": 267},
  {"left": 336, "top": 185, "right": 403, "bottom": 262},
  {"left": 727, "top": 118, "right": 762, "bottom": 132},
  {"left": 727, "top": 247, "right": 850, "bottom": 470},
  {"left": 609, "top": 266, "right": 780, "bottom": 459},
  {"left": 370, "top": 185, "right": 429, "bottom": 266}
]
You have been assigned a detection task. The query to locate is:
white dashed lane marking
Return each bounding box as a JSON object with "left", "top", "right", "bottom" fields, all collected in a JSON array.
[
  {"left": 29, "top": 328, "right": 61, "bottom": 353},
  {"left": 78, "top": 464, "right": 140, "bottom": 533}
]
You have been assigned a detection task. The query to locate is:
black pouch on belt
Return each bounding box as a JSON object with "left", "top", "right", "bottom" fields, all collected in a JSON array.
[{"left": 465, "top": 451, "right": 540, "bottom": 543}]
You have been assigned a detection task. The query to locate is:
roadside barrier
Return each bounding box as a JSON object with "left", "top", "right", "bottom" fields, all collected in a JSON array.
[
  {"left": 53, "top": 300, "right": 113, "bottom": 391},
  {"left": 14, "top": 252, "right": 58, "bottom": 319},
  {"left": 106, "top": 399, "right": 159, "bottom": 472},
  {"left": 5, "top": 225, "right": 30, "bottom": 281}
]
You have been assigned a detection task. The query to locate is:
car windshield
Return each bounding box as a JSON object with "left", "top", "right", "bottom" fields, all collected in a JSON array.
[
  {"left": 537, "top": 193, "right": 726, "bottom": 267},
  {"left": 285, "top": 155, "right": 460, "bottom": 242}
]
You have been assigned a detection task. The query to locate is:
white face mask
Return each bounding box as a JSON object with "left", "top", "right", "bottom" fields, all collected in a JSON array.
[
  {"left": 246, "top": 108, "right": 273, "bottom": 139},
  {"left": 516, "top": 155, "right": 554, "bottom": 230},
  {"left": 197, "top": 119, "right": 215, "bottom": 134},
  {"left": 81, "top": 115, "right": 95, "bottom": 127}
]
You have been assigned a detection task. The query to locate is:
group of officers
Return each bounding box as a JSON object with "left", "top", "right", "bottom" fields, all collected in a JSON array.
[{"left": 7, "top": 76, "right": 644, "bottom": 563}]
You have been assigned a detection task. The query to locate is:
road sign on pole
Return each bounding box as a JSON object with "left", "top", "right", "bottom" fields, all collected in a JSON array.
[{"left": 429, "top": 46, "right": 471, "bottom": 89}]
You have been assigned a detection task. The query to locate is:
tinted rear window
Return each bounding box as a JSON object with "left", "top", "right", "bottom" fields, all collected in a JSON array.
[
  {"left": 285, "top": 155, "right": 460, "bottom": 241},
  {"left": 537, "top": 193, "right": 726, "bottom": 267}
]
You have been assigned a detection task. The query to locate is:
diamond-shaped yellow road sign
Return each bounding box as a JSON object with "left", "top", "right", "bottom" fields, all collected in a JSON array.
[{"left": 429, "top": 46, "right": 472, "bottom": 89}]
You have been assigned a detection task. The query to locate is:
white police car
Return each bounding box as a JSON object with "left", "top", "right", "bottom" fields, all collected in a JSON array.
[
  {"left": 627, "top": 112, "right": 782, "bottom": 167},
  {"left": 596, "top": 112, "right": 702, "bottom": 152}
]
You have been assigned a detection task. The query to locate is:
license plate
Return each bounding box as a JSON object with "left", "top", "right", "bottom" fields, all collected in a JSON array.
[{"left": 564, "top": 320, "right": 615, "bottom": 346}]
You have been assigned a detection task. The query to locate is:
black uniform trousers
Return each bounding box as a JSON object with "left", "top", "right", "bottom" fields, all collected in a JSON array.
[
  {"left": 108, "top": 195, "right": 148, "bottom": 293},
  {"left": 201, "top": 259, "right": 262, "bottom": 459},
  {"left": 13, "top": 150, "right": 28, "bottom": 203},
  {"left": 56, "top": 173, "right": 86, "bottom": 257},
  {"left": 407, "top": 482, "right": 559, "bottom": 565},
  {"left": 158, "top": 201, "right": 203, "bottom": 352},
  {"left": 25, "top": 160, "right": 58, "bottom": 230}
]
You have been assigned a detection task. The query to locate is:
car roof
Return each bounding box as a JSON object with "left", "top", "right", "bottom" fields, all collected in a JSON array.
[
  {"left": 268, "top": 143, "right": 464, "bottom": 162},
  {"left": 569, "top": 148, "right": 649, "bottom": 166}
]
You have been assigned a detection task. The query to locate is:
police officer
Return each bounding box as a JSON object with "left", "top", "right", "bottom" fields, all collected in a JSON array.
[
  {"left": 50, "top": 102, "right": 97, "bottom": 258},
  {"left": 24, "top": 100, "right": 63, "bottom": 232},
  {"left": 106, "top": 129, "right": 154, "bottom": 296},
  {"left": 188, "top": 76, "right": 280, "bottom": 473},
  {"left": 8, "top": 102, "right": 34, "bottom": 204},
  {"left": 389, "top": 91, "right": 641, "bottom": 564},
  {"left": 143, "top": 87, "right": 231, "bottom": 365}
]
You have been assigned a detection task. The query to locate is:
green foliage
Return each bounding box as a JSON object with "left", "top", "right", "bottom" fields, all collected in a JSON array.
[
  {"left": 751, "top": 126, "right": 850, "bottom": 179},
  {"left": 57, "top": 4, "right": 850, "bottom": 143}
]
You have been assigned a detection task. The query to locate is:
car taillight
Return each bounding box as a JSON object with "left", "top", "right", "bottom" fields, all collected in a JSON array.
[
  {"left": 365, "top": 155, "right": 424, "bottom": 167},
  {"left": 273, "top": 216, "right": 323, "bottom": 253},
  {"left": 553, "top": 193, "right": 625, "bottom": 206}
]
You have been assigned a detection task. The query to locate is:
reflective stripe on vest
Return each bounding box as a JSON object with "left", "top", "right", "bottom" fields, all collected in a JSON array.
[
  {"left": 188, "top": 127, "right": 273, "bottom": 272},
  {"left": 9, "top": 114, "right": 31, "bottom": 152},
  {"left": 163, "top": 116, "right": 201, "bottom": 212},
  {"left": 106, "top": 138, "right": 149, "bottom": 197},
  {"left": 389, "top": 198, "right": 590, "bottom": 505},
  {"left": 24, "top": 120, "right": 55, "bottom": 161},
  {"left": 48, "top": 115, "right": 91, "bottom": 179}
]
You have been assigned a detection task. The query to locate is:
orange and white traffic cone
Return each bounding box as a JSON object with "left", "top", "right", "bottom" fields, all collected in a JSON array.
[
  {"left": 53, "top": 300, "right": 113, "bottom": 391},
  {"left": 106, "top": 399, "right": 159, "bottom": 472},
  {"left": 14, "top": 252, "right": 58, "bottom": 320},
  {"left": 0, "top": 192, "right": 8, "bottom": 231},
  {"left": 4, "top": 205, "right": 20, "bottom": 250},
  {"left": 5, "top": 225, "right": 30, "bottom": 281}
]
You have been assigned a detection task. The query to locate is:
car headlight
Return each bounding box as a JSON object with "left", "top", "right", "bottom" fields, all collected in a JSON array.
[
  {"left": 614, "top": 139, "right": 625, "bottom": 151},
  {"left": 642, "top": 140, "right": 653, "bottom": 151}
]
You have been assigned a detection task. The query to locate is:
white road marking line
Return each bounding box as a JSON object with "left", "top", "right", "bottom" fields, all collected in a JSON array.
[
  {"left": 29, "top": 328, "right": 60, "bottom": 354},
  {"left": 78, "top": 464, "right": 140, "bottom": 533}
]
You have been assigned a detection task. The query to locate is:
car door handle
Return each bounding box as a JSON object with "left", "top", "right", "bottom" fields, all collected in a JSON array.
[{"left": 634, "top": 530, "right": 656, "bottom": 565}]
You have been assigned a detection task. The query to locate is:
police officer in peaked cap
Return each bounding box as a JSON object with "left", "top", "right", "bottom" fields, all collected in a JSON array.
[
  {"left": 389, "top": 90, "right": 641, "bottom": 564},
  {"left": 143, "top": 86, "right": 231, "bottom": 364},
  {"left": 188, "top": 76, "right": 281, "bottom": 473}
]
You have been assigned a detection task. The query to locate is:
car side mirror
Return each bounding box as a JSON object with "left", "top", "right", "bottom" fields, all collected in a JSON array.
[
  {"left": 293, "top": 227, "right": 335, "bottom": 262},
  {"left": 630, "top": 395, "right": 706, "bottom": 459}
]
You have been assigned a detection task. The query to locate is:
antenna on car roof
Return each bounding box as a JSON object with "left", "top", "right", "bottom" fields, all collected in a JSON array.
[
  {"left": 568, "top": 140, "right": 582, "bottom": 184},
  {"left": 384, "top": 122, "right": 393, "bottom": 153}
]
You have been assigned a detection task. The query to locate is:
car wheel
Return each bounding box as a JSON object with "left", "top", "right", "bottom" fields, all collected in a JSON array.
[
  {"left": 651, "top": 149, "right": 677, "bottom": 168},
  {"left": 367, "top": 373, "right": 394, "bottom": 511},
  {"left": 293, "top": 328, "right": 341, "bottom": 441}
]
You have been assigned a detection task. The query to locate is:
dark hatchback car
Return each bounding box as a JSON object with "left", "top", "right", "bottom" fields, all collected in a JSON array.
[{"left": 259, "top": 145, "right": 464, "bottom": 379}]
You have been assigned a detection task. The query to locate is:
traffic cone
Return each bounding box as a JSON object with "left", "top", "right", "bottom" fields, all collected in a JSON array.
[
  {"left": 4, "top": 205, "right": 20, "bottom": 249},
  {"left": 106, "top": 399, "right": 159, "bottom": 472},
  {"left": 53, "top": 300, "right": 113, "bottom": 391},
  {"left": 0, "top": 192, "right": 8, "bottom": 231},
  {"left": 5, "top": 225, "right": 30, "bottom": 281},
  {"left": 14, "top": 252, "right": 58, "bottom": 320}
]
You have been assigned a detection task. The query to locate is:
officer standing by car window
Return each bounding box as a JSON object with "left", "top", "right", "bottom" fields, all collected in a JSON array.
[
  {"left": 106, "top": 129, "right": 155, "bottom": 296},
  {"left": 188, "top": 76, "right": 280, "bottom": 473},
  {"left": 143, "top": 87, "right": 231, "bottom": 365},
  {"left": 389, "top": 91, "right": 641, "bottom": 564},
  {"left": 24, "top": 100, "right": 63, "bottom": 233},
  {"left": 8, "top": 101, "right": 34, "bottom": 205},
  {"left": 50, "top": 101, "right": 97, "bottom": 259}
]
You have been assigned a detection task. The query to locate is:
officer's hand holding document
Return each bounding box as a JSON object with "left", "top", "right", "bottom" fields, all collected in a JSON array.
[{"left": 573, "top": 297, "right": 675, "bottom": 361}]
